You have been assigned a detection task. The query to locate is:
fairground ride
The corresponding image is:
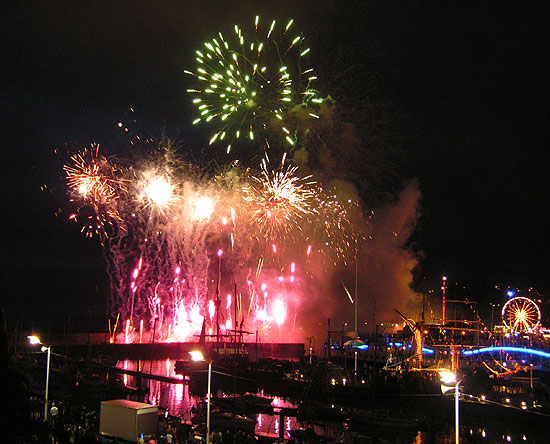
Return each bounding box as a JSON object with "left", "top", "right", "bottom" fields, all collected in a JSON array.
[{"left": 501, "top": 296, "right": 541, "bottom": 335}]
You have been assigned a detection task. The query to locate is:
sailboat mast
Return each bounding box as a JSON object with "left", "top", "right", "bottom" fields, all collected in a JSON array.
[
  {"left": 442, "top": 276, "right": 447, "bottom": 323},
  {"left": 354, "top": 238, "right": 358, "bottom": 335}
]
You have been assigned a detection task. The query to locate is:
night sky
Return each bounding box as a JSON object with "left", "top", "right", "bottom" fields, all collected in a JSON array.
[{"left": 1, "top": 2, "right": 549, "bottom": 328}]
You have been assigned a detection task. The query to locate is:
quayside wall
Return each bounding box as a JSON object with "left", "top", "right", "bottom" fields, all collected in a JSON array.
[{"left": 45, "top": 334, "right": 305, "bottom": 361}]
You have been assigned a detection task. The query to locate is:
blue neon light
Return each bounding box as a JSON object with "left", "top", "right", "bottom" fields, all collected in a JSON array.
[
  {"left": 402, "top": 345, "right": 433, "bottom": 353},
  {"left": 507, "top": 290, "right": 515, "bottom": 298},
  {"left": 462, "top": 346, "right": 550, "bottom": 358}
]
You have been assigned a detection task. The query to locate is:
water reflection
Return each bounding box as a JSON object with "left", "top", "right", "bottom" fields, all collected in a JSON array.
[
  {"left": 255, "top": 413, "right": 296, "bottom": 440},
  {"left": 114, "top": 361, "right": 547, "bottom": 443},
  {"left": 116, "top": 359, "right": 196, "bottom": 419}
]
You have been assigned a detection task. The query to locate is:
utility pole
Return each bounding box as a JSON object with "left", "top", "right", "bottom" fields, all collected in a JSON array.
[
  {"left": 490, "top": 303, "right": 500, "bottom": 333},
  {"left": 354, "top": 237, "right": 359, "bottom": 376}
]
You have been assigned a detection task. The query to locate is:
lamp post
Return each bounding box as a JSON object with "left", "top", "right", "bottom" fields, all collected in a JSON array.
[
  {"left": 440, "top": 370, "right": 460, "bottom": 444},
  {"left": 190, "top": 350, "right": 212, "bottom": 444},
  {"left": 28, "top": 335, "right": 51, "bottom": 420}
]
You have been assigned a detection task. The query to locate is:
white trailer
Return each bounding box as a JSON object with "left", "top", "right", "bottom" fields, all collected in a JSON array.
[{"left": 100, "top": 399, "right": 158, "bottom": 442}]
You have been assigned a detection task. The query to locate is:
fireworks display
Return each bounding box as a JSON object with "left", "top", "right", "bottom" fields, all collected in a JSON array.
[
  {"left": 61, "top": 17, "right": 368, "bottom": 344},
  {"left": 185, "top": 16, "right": 323, "bottom": 153},
  {"left": 243, "top": 154, "right": 315, "bottom": 239},
  {"left": 64, "top": 143, "right": 361, "bottom": 343},
  {"left": 64, "top": 145, "right": 126, "bottom": 241},
  {"left": 140, "top": 172, "right": 177, "bottom": 214}
]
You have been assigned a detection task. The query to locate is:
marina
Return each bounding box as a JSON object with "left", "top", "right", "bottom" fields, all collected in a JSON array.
[{"left": 14, "top": 300, "right": 550, "bottom": 443}]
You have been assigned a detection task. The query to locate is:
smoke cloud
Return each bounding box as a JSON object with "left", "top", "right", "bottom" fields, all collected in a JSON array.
[
  {"left": 360, "top": 180, "right": 422, "bottom": 326},
  {"left": 295, "top": 180, "right": 422, "bottom": 349}
]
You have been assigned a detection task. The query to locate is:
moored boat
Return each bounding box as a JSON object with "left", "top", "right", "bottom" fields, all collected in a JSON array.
[{"left": 347, "top": 408, "right": 418, "bottom": 428}]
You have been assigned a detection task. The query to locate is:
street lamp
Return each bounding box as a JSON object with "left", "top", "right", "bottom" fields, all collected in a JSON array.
[
  {"left": 439, "top": 370, "right": 460, "bottom": 444},
  {"left": 28, "top": 335, "right": 51, "bottom": 420},
  {"left": 190, "top": 350, "right": 212, "bottom": 444}
]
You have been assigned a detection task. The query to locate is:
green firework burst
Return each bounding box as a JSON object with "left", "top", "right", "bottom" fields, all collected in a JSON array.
[{"left": 186, "top": 16, "right": 323, "bottom": 154}]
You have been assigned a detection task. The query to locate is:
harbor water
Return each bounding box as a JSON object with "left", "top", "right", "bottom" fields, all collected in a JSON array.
[{"left": 114, "top": 360, "right": 550, "bottom": 443}]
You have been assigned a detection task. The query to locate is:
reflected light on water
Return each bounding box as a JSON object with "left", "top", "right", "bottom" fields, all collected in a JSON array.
[
  {"left": 176, "top": 383, "right": 184, "bottom": 403},
  {"left": 116, "top": 359, "right": 197, "bottom": 419},
  {"left": 114, "top": 361, "right": 540, "bottom": 443},
  {"left": 254, "top": 415, "right": 296, "bottom": 440},
  {"left": 123, "top": 359, "right": 128, "bottom": 386}
]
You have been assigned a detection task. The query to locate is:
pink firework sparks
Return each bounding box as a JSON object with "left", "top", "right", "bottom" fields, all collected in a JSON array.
[
  {"left": 272, "top": 299, "right": 287, "bottom": 328},
  {"left": 62, "top": 141, "right": 365, "bottom": 345}
]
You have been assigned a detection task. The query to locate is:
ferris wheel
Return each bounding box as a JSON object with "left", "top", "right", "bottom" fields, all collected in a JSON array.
[{"left": 501, "top": 296, "right": 541, "bottom": 334}]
